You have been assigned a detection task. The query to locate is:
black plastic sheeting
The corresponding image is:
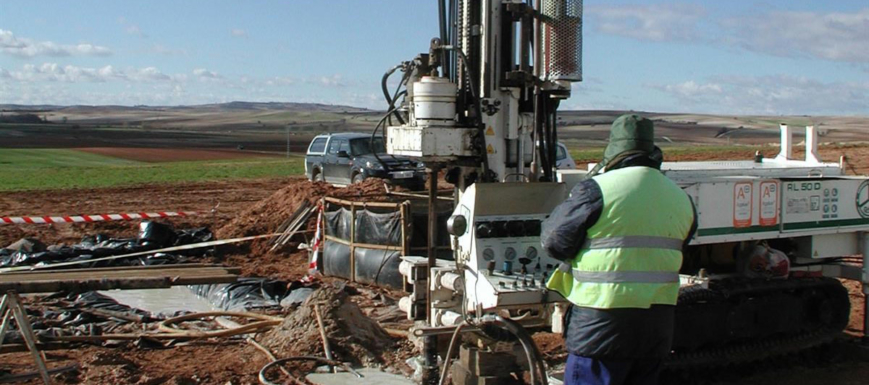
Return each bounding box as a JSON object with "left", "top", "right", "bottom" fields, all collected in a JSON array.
[
  {"left": 3, "top": 291, "right": 157, "bottom": 345},
  {"left": 322, "top": 204, "right": 452, "bottom": 288},
  {"left": 189, "top": 278, "right": 310, "bottom": 311},
  {"left": 0, "top": 221, "right": 213, "bottom": 269}
]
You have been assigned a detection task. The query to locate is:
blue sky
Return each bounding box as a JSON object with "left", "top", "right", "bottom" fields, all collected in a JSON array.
[{"left": 1, "top": 1, "right": 867, "bottom": 115}]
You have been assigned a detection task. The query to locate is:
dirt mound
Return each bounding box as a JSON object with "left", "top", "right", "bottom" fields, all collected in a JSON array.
[
  {"left": 216, "top": 178, "right": 396, "bottom": 238},
  {"left": 259, "top": 284, "right": 394, "bottom": 365},
  {"left": 216, "top": 180, "right": 335, "bottom": 240},
  {"left": 215, "top": 178, "right": 401, "bottom": 258}
]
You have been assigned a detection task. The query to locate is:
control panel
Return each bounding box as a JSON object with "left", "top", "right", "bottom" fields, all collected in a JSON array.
[
  {"left": 474, "top": 215, "right": 556, "bottom": 290},
  {"left": 451, "top": 182, "right": 568, "bottom": 309}
]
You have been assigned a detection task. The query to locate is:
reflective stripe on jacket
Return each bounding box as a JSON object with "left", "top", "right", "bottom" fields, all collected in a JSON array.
[{"left": 546, "top": 166, "right": 694, "bottom": 309}]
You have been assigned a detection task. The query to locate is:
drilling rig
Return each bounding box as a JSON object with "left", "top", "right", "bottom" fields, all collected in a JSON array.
[{"left": 376, "top": 1, "right": 868, "bottom": 384}]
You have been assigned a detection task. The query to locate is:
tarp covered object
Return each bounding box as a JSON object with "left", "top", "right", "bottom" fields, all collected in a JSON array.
[
  {"left": 0, "top": 221, "right": 213, "bottom": 269},
  {"left": 323, "top": 206, "right": 404, "bottom": 288},
  {"left": 190, "top": 278, "right": 310, "bottom": 311}
]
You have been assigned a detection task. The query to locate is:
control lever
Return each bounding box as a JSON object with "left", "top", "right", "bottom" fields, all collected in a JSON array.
[{"left": 519, "top": 257, "right": 531, "bottom": 275}]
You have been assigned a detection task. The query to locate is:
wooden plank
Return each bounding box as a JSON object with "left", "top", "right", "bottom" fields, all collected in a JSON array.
[
  {"left": 0, "top": 274, "right": 239, "bottom": 294},
  {"left": 0, "top": 264, "right": 239, "bottom": 293},
  {"left": 8, "top": 293, "right": 51, "bottom": 384},
  {"left": 324, "top": 197, "right": 401, "bottom": 209},
  {"left": 4, "top": 263, "right": 229, "bottom": 275},
  {"left": 0, "top": 267, "right": 239, "bottom": 282}
]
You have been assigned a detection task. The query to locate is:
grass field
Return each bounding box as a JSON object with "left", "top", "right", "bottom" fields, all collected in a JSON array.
[{"left": 0, "top": 149, "right": 305, "bottom": 191}]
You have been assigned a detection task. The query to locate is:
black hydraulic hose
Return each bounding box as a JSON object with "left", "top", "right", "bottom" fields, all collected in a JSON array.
[
  {"left": 536, "top": 94, "right": 552, "bottom": 181},
  {"left": 449, "top": 0, "right": 458, "bottom": 83},
  {"left": 381, "top": 65, "right": 406, "bottom": 125},
  {"left": 485, "top": 315, "right": 548, "bottom": 385},
  {"left": 548, "top": 103, "right": 557, "bottom": 178},
  {"left": 439, "top": 0, "right": 449, "bottom": 77},
  {"left": 371, "top": 106, "right": 399, "bottom": 172}
]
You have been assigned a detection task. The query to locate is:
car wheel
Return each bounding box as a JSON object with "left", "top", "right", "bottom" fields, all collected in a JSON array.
[
  {"left": 352, "top": 173, "right": 366, "bottom": 184},
  {"left": 313, "top": 170, "right": 324, "bottom": 182}
]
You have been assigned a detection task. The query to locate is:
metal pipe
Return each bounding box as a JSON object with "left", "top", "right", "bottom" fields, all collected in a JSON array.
[
  {"left": 863, "top": 232, "right": 869, "bottom": 345},
  {"left": 533, "top": 0, "right": 542, "bottom": 79},
  {"left": 314, "top": 304, "right": 336, "bottom": 373},
  {"left": 424, "top": 165, "right": 441, "bottom": 384}
]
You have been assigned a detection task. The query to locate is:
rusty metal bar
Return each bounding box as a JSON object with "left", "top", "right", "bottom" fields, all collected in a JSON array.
[{"left": 324, "top": 196, "right": 402, "bottom": 209}]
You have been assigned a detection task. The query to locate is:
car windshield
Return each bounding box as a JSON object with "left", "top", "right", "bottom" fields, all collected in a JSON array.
[
  {"left": 349, "top": 137, "right": 385, "bottom": 156},
  {"left": 556, "top": 145, "right": 567, "bottom": 160}
]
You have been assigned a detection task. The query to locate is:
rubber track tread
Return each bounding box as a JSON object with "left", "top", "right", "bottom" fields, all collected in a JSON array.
[{"left": 668, "top": 277, "right": 851, "bottom": 368}]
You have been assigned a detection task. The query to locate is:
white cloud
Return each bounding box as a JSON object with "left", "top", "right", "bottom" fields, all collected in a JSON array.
[
  {"left": 654, "top": 76, "right": 869, "bottom": 115},
  {"left": 721, "top": 8, "right": 869, "bottom": 64},
  {"left": 587, "top": 4, "right": 706, "bottom": 42},
  {"left": 193, "top": 68, "right": 223, "bottom": 81},
  {"left": 118, "top": 17, "right": 147, "bottom": 37},
  {"left": 230, "top": 29, "right": 248, "bottom": 38},
  {"left": 655, "top": 80, "right": 723, "bottom": 99},
  {"left": 315, "top": 74, "right": 345, "bottom": 87},
  {"left": 150, "top": 44, "right": 187, "bottom": 56},
  {"left": 266, "top": 76, "right": 296, "bottom": 86},
  {"left": 587, "top": 6, "right": 869, "bottom": 64},
  {"left": 132, "top": 67, "right": 171, "bottom": 82},
  {"left": 0, "top": 29, "right": 111, "bottom": 57},
  {"left": 4, "top": 63, "right": 178, "bottom": 83}
]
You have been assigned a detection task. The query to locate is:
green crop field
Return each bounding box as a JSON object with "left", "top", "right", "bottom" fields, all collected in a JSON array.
[{"left": 0, "top": 149, "right": 305, "bottom": 191}]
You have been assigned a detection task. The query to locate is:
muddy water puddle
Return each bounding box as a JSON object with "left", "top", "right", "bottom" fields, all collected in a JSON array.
[{"left": 101, "top": 286, "right": 217, "bottom": 315}]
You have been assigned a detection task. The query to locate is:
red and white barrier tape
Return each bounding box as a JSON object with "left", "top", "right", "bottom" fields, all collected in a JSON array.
[
  {"left": 302, "top": 203, "right": 325, "bottom": 283},
  {"left": 1, "top": 211, "right": 198, "bottom": 225}
]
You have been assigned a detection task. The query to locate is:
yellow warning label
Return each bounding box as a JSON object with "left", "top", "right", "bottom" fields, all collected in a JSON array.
[
  {"left": 485, "top": 126, "right": 495, "bottom": 136},
  {"left": 486, "top": 144, "right": 495, "bottom": 154}
]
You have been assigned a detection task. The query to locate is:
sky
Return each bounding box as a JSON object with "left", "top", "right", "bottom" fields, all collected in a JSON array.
[{"left": 1, "top": 1, "right": 867, "bottom": 116}]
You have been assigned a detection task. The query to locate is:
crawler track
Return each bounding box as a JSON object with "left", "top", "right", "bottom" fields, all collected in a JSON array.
[{"left": 667, "top": 277, "right": 851, "bottom": 368}]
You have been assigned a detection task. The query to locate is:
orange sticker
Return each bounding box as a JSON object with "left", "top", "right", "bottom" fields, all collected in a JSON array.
[
  {"left": 759, "top": 181, "right": 779, "bottom": 226},
  {"left": 733, "top": 182, "right": 753, "bottom": 228}
]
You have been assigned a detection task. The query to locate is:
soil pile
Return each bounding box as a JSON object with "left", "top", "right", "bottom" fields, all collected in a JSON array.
[
  {"left": 259, "top": 284, "right": 394, "bottom": 365},
  {"left": 216, "top": 178, "right": 396, "bottom": 239},
  {"left": 216, "top": 181, "right": 337, "bottom": 240}
]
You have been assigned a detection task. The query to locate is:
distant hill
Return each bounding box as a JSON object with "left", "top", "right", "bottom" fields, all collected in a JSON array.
[
  {"left": 2, "top": 103, "right": 866, "bottom": 146},
  {"left": 0, "top": 102, "right": 379, "bottom": 131},
  {"left": 1, "top": 101, "right": 372, "bottom": 114}
]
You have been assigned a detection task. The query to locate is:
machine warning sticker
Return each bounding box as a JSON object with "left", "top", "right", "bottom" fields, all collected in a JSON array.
[
  {"left": 759, "top": 181, "right": 778, "bottom": 226},
  {"left": 733, "top": 182, "right": 752, "bottom": 228},
  {"left": 787, "top": 197, "right": 810, "bottom": 214}
]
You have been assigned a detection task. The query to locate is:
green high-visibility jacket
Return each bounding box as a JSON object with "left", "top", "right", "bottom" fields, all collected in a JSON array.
[{"left": 546, "top": 166, "right": 694, "bottom": 309}]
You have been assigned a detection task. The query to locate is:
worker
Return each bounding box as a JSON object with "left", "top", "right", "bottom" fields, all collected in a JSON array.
[{"left": 542, "top": 114, "right": 697, "bottom": 385}]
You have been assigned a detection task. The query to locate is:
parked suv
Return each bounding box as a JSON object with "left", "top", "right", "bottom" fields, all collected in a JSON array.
[{"left": 305, "top": 133, "right": 427, "bottom": 189}]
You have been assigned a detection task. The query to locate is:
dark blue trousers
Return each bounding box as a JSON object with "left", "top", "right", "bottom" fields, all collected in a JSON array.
[{"left": 564, "top": 354, "right": 662, "bottom": 385}]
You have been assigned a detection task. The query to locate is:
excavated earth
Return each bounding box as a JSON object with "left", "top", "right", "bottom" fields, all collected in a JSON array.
[{"left": 1, "top": 145, "right": 869, "bottom": 384}]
